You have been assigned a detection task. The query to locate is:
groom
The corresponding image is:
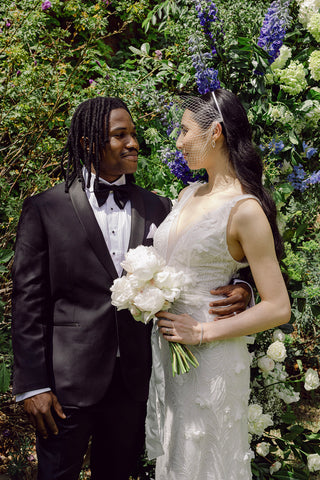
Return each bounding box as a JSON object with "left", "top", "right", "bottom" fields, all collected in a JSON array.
[{"left": 11, "top": 96, "right": 251, "bottom": 480}]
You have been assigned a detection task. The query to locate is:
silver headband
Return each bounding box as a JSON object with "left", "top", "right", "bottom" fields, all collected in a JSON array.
[{"left": 212, "top": 90, "right": 223, "bottom": 123}]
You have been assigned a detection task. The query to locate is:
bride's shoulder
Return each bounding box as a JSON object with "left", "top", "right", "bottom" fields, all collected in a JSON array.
[{"left": 231, "top": 196, "right": 267, "bottom": 228}]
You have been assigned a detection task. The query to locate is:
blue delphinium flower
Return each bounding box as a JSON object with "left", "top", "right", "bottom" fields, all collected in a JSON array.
[
  {"left": 302, "top": 141, "right": 318, "bottom": 160},
  {"left": 257, "top": 0, "right": 291, "bottom": 65},
  {"left": 268, "top": 139, "right": 285, "bottom": 154},
  {"left": 287, "top": 164, "right": 307, "bottom": 191},
  {"left": 189, "top": 36, "right": 220, "bottom": 94},
  {"left": 303, "top": 170, "right": 320, "bottom": 186},
  {"left": 161, "top": 148, "right": 207, "bottom": 184}
]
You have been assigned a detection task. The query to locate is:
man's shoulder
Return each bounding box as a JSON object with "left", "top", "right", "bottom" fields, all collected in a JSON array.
[{"left": 23, "top": 182, "right": 70, "bottom": 211}]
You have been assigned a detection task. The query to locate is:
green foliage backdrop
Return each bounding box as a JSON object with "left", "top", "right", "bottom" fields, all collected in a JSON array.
[{"left": 0, "top": 0, "right": 319, "bottom": 478}]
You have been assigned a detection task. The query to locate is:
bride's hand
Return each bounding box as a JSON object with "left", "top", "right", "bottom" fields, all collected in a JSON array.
[{"left": 156, "top": 311, "right": 202, "bottom": 345}]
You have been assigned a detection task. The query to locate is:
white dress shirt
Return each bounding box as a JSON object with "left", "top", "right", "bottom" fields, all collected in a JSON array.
[{"left": 16, "top": 171, "right": 132, "bottom": 401}]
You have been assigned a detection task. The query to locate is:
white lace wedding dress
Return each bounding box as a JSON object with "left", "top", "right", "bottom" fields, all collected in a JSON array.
[{"left": 146, "top": 182, "right": 254, "bottom": 480}]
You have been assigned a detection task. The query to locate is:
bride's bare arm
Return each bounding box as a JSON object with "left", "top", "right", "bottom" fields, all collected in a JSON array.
[{"left": 157, "top": 199, "right": 291, "bottom": 344}]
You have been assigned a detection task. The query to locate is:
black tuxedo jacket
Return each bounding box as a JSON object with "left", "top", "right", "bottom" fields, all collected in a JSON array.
[{"left": 11, "top": 178, "right": 171, "bottom": 407}]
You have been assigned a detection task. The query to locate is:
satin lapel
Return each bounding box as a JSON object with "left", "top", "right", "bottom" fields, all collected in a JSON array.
[
  {"left": 128, "top": 185, "right": 146, "bottom": 250},
  {"left": 69, "top": 179, "right": 118, "bottom": 280}
]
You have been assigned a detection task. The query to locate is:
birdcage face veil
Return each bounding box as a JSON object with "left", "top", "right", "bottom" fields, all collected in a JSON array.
[{"left": 176, "top": 91, "right": 224, "bottom": 170}]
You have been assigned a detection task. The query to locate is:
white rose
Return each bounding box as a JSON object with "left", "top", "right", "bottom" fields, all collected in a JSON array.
[
  {"left": 304, "top": 368, "right": 320, "bottom": 391},
  {"left": 110, "top": 276, "right": 137, "bottom": 309},
  {"left": 121, "top": 245, "right": 165, "bottom": 281},
  {"left": 267, "top": 341, "right": 287, "bottom": 362},
  {"left": 308, "top": 453, "right": 320, "bottom": 472},
  {"left": 258, "top": 355, "right": 275, "bottom": 373},
  {"left": 256, "top": 442, "right": 270, "bottom": 457},
  {"left": 248, "top": 404, "right": 273, "bottom": 436},
  {"left": 272, "top": 329, "right": 286, "bottom": 342},
  {"left": 133, "top": 285, "right": 166, "bottom": 323},
  {"left": 270, "top": 461, "right": 281, "bottom": 474}
]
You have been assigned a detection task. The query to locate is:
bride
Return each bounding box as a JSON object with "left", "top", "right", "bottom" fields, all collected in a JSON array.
[{"left": 146, "top": 89, "right": 291, "bottom": 479}]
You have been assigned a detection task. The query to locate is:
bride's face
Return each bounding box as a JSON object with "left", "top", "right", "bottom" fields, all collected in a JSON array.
[{"left": 176, "top": 109, "right": 213, "bottom": 170}]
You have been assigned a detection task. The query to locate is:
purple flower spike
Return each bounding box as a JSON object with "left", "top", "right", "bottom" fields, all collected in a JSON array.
[
  {"left": 257, "top": 0, "right": 291, "bottom": 64},
  {"left": 155, "top": 50, "right": 163, "bottom": 59},
  {"left": 16, "top": 70, "right": 21, "bottom": 76},
  {"left": 6, "top": 21, "right": 11, "bottom": 28},
  {"left": 41, "top": 1, "right": 52, "bottom": 11}
]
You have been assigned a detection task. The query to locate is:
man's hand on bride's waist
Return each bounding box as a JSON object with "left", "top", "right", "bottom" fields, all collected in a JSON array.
[{"left": 209, "top": 283, "right": 252, "bottom": 319}]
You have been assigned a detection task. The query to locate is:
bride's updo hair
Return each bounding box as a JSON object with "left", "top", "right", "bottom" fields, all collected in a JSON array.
[{"left": 184, "top": 89, "right": 283, "bottom": 260}]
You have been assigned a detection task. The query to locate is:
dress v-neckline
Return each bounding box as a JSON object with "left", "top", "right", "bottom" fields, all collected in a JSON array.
[{"left": 165, "top": 186, "right": 255, "bottom": 263}]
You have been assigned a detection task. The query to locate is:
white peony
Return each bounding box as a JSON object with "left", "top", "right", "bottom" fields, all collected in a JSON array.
[
  {"left": 133, "top": 285, "right": 167, "bottom": 323},
  {"left": 256, "top": 442, "right": 270, "bottom": 457},
  {"left": 110, "top": 276, "right": 138, "bottom": 310},
  {"left": 304, "top": 368, "right": 320, "bottom": 391},
  {"left": 272, "top": 329, "right": 286, "bottom": 342},
  {"left": 121, "top": 245, "right": 165, "bottom": 281},
  {"left": 153, "top": 267, "right": 186, "bottom": 302},
  {"left": 248, "top": 404, "right": 273, "bottom": 436},
  {"left": 267, "top": 341, "right": 287, "bottom": 362},
  {"left": 270, "top": 461, "right": 282, "bottom": 474},
  {"left": 258, "top": 355, "right": 275, "bottom": 373},
  {"left": 307, "top": 453, "right": 320, "bottom": 472}
]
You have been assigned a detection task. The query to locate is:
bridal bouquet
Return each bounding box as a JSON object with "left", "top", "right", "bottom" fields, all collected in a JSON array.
[{"left": 110, "top": 245, "right": 198, "bottom": 376}]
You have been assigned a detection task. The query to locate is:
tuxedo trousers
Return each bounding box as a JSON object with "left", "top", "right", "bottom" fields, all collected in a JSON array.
[{"left": 36, "top": 360, "right": 147, "bottom": 480}]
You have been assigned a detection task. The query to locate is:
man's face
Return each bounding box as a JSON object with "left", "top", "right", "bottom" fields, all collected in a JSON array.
[{"left": 98, "top": 108, "right": 139, "bottom": 182}]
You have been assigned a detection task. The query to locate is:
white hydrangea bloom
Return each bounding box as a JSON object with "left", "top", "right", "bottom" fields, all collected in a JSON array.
[
  {"left": 304, "top": 368, "right": 320, "bottom": 391},
  {"left": 270, "top": 461, "right": 282, "bottom": 474},
  {"left": 298, "top": 0, "right": 320, "bottom": 26},
  {"left": 256, "top": 442, "right": 270, "bottom": 457},
  {"left": 307, "top": 12, "right": 320, "bottom": 41},
  {"left": 308, "top": 453, "right": 320, "bottom": 472},
  {"left": 309, "top": 50, "right": 320, "bottom": 81},
  {"left": 278, "top": 61, "right": 307, "bottom": 95},
  {"left": 267, "top": 341, "right": 287, "bottom": 362},
  {"left": 273, "top": 329, "right": 286, "bottom": 342},
  {"left": 271, "top": 45, "right": 292, "bottom": 70}
]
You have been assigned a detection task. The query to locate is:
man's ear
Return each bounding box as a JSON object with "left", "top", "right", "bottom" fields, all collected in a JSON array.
[{"left": 80, "top": 136, "right": 95, "bottom": 153}]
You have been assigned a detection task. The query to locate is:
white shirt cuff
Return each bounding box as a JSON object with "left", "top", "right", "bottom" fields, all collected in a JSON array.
[
  {"left": 232, "top": 278, "right": 255, "bottom": 308},
  {"left": 15, "top": 387, "right": 51, "bottom": 402}
]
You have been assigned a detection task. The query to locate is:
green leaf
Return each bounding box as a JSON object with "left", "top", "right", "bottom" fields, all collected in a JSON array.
[
  {"left": 0, "top": 361, "right": 10, "bottom": 393},
  {"left": 288, "top": 130, "right": 299, "bottom": 145}
]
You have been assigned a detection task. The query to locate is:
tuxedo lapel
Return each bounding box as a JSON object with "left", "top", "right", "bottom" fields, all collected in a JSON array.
[
  {"left": 128, "top": 185, "right": 146, "bottom": 250},
  {"left": 69, "top": 179, "right": 118, "bottom": 280}
]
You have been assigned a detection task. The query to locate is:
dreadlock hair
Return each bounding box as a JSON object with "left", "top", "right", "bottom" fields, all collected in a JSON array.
[
  {"left": 61, "top": 96, "right": 134, "bottom": 192},
  {"left": 184, "top": 89, "right": 284, "bottom": 260}
]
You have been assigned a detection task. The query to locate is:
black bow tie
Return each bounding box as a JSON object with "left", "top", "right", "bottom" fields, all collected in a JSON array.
[{"left": 94, "top": 183, "right": 132, "bottom": 209}]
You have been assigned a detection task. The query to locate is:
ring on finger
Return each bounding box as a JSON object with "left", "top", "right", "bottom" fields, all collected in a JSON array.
[{"left": 233, "top": 311, "right": 237, "bottom": 316}]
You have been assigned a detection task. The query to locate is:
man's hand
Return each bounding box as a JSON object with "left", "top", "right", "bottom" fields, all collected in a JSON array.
[
  {"left": 24, "top": 392, "right": 66, "bottom": 439},
  {"left": 209, "top": 283, "right": 252, "bottom": 319}
]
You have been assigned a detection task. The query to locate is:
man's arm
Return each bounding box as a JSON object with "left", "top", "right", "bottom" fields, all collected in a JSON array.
[{"left": 12, "top": 197, "right": 65, "bottom": 436}]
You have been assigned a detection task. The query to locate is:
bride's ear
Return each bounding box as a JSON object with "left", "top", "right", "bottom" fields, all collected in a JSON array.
[{"left": 212, "top": 122, "right": 223, "bottom": 141}]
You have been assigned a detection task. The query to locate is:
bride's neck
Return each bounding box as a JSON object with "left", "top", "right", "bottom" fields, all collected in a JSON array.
[{"left": 205, "top": 169, "right": 242, "bottom": 196}]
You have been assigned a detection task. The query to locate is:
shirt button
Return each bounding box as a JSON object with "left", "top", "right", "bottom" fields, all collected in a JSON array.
[
  {"left": 112, "top": 230, "right": 115, "bottom": 234},
  {"left": 111, "top": 207, "right": 114, "bottom": 211},
  {"left": 112, "top": 252, "right": 115, "bottom": 255}
]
